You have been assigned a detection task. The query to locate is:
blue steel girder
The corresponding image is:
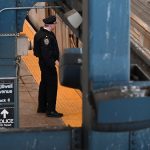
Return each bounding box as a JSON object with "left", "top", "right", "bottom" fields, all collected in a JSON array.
[
  {"left": 0, "top": 127, "right": 82, "bottom": 150},
  {"left": 88, "top": 0, "right": 130, "bottom": 86},
  {"left": 82, "top": 0, "right": 150, "bottom": 150}
]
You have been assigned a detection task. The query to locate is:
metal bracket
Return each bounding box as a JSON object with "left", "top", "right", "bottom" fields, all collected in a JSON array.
[
  {"left": 71, "top": 128, "right": 82, "bottom": 150},
  {"left": 0, "top": 5, "right": 62, "bottom": 14},
  {"left": 0, "top": 33, "right": 19, "bottom": 37}
]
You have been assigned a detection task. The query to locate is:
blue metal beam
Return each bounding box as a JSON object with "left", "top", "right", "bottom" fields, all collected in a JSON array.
[
  {"left": 0, "top": 127, "right": 72, "bottom": 150},
  {"left": 88, "top": 0, "right": 130, "bottom": 87},
  {"left": 82, "top": 0, "right": 131, "bottom": 149}
]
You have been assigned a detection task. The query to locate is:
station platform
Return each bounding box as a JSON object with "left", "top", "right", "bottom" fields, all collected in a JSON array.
[{"left": 19, "top": 51, "right": 82, "bottom": 128}]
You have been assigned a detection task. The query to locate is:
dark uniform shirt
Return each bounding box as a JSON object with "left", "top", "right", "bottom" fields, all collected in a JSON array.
[
  {"left": 34, "top": 27, "right": 59, "bottom": 67},
  {"left": 34, "top": 27, "right": 60, "bottom": 112}
]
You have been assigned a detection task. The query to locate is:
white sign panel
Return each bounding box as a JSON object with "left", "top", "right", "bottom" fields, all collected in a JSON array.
[
  {"left": 0, "top": 107, "right": 14, "bottom": 128},
  {"left": 0, "top": 78, "right": 16, "bottom": 128},
  {"left": 0, "top": 79, "right": 14, "bottom": 104}
]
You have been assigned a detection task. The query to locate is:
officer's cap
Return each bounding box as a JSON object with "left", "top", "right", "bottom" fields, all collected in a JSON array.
[{"left": 43, "top": 15, "right": 56, "bottom": 24}]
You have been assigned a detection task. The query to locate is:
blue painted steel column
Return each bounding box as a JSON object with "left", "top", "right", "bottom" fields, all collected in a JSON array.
[
  {"left": 82, "top": 0, "right": 130, "bottom": 149},
  {"left": 88, "top": 0, "right": 130, "bottom": 87}
]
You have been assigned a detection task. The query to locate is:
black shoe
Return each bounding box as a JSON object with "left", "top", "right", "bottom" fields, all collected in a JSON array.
[
  {"left": 37, "top": 108, "right": 46, "bottom": 113},
  {"left": 46, "top": 111, "right": 63, "bottom": 118}
]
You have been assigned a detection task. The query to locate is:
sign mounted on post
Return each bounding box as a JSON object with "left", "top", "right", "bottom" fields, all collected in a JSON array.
[
  {"left": 0, "top": 78, "right": 17, "bottom": 128},
  {"left": 0, "top": 79, "right": 14, "bottom": 104},
  {"left": 0, "top": 107, "right": 14, "bottom": 128}
]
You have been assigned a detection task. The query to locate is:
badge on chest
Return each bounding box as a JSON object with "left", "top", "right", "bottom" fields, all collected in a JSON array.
[{"left": 44, "top": 36, "right": 49, "bottom": 45}]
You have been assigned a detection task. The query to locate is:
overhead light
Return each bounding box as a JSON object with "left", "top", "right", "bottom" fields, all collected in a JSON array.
[{"left": 65, "top": 9, "right": 82, "bottom": 29}]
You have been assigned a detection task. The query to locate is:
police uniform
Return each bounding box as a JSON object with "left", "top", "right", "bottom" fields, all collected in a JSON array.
[{"left": 34, "top": 16, "right": 63, "bottom": 117}]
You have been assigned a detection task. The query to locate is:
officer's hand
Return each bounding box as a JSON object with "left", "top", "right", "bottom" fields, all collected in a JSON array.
[{"left": 55, "top": 60, "right": 59, "bottom": 67}]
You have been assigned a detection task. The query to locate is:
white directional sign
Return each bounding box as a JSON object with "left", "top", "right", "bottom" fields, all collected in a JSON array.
[
  {"left": 0, "top": 78, "right": 15, "bottom": 128},
  {"left": 0, "top": 79, "right": 14, "bottom": 104},
  {"left": 1, "top": 109, "right": 9, "bottom": 118},
  {"left": 0, "top": 107, "right": 14, "bottom": 128}
]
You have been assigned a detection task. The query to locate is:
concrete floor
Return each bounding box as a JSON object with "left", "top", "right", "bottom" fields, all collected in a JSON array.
[{"left": 19, "top": 60, "right": 65, "bottom": 128}]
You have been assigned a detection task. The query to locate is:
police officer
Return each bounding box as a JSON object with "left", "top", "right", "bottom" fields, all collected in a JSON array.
[{"left": 34, "top": 15, "right": 63, "bottom": 117}]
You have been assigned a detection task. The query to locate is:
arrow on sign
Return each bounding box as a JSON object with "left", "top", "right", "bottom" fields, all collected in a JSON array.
[
  {"left": 7, "top": 98, "right": 10, "bottom": 102},
  {"left": 1, "top": 109, "right": 9, "bottom": 118}
]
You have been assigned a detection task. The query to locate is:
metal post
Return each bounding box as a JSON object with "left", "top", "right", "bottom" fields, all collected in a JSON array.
[{"left": 82, "top": 0, "right": 130, "bottom": 149}]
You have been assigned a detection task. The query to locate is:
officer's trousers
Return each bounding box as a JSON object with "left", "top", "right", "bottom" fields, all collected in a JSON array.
[{"left": 38, "top": 62, "right": 58, "bottom": 112}]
